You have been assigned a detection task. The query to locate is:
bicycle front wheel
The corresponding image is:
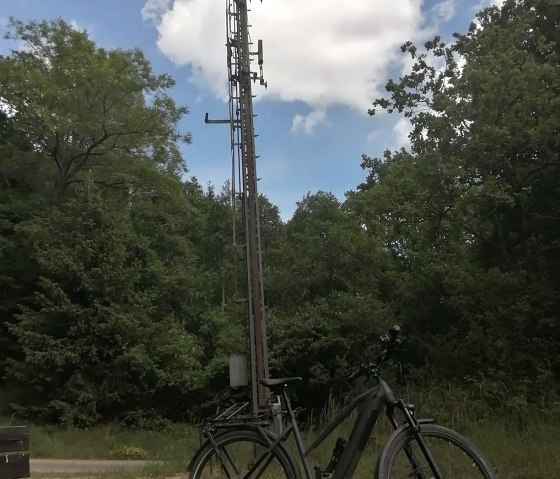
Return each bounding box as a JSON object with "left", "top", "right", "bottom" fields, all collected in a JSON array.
[
  {"left": 376, "top": 423, "right": 495, "bottom": 479},
  {"left": 189, "top": 429, "right": 300, "bottom": 479}
]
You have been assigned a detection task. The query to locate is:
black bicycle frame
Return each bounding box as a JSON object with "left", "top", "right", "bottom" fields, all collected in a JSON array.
[
  {"left": 279, "top": 378, "right": 397, "bottom": 479},
  {"left": 199, "top": 378, "right": 441, "bottom": 479}
]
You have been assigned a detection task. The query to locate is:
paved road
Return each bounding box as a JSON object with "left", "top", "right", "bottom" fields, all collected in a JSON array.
[{"left": 30, "top": 459, "right": 155, "bottom": 473}]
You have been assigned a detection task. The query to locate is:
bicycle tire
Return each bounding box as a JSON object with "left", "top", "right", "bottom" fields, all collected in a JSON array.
[
  {"left": 375, "top": 423, "right": 495, "bottom": 479},
  {"left": 189, "top": 428, "right": 300, "bottom": 479}
]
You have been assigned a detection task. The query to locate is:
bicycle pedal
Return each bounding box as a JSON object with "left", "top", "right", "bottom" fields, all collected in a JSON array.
[{"left": 313, "top": 466, "right": 329, "bottom": 479}]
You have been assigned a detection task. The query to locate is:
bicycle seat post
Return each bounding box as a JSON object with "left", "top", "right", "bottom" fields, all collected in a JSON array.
[
  {"left": 281, "top": 384, "right": 314, "bottom": 479},
  {"left": 259, "top": 377, "right": 314, "bottom": 479},
  {"left": 270, "top": 393, "right": 283, "bottom": 434}
]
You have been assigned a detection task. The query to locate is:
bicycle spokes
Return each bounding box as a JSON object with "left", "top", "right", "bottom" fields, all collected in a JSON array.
[
  {"left": 203, "top": 440, "right": 289, "bottom": 479},
  {"left": 391, "top": 435, "right": 487, "bottom": 478}
]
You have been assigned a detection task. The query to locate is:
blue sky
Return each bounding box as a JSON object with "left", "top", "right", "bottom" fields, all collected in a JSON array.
[{"left": 1, "top": 0, "right": 502, "bottom": 220}]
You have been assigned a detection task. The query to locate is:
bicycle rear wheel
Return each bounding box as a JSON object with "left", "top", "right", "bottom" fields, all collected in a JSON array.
[
  {"left": 189, "top": 429, "right": 300, "bottom": 479},
  {"left": 375, "top": 423, "right": 495, "bottom": 479}
]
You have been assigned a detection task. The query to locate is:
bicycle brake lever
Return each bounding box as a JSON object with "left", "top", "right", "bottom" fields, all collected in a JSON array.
[{"left": 346, "top": 368, "right": 362, "bottom": 382}]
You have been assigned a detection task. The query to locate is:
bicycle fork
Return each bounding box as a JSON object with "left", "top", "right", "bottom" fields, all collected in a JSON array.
[{"left": 387, "top": 400, "right": 444, "bottom": 479}]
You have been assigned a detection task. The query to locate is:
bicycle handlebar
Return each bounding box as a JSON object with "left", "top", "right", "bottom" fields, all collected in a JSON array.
[
  {"left": 346, "top": 325, "right": 402, "bottom": 382},
  {"left": 377, "top": 325, "right": 402, "bottom": 362}
]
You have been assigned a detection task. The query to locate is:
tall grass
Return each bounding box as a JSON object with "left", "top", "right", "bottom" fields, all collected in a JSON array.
[
  {"left": 296, "top": 386, "right": 560, "bottom": 479},
  {"left": 0, "top": 415, "right": 199, "bottom": 461},
  {"left": 2, "top": 381, "right": 560, "bottom": 478}
]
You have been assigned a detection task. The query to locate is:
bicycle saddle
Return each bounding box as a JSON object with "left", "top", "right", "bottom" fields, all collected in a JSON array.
[{"left": 259, "top": 377, "right": 302, "bottom": 389}]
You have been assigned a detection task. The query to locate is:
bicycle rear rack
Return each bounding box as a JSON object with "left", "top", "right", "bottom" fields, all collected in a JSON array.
[
  {"left": 205, "top": 402, "right": 272, "bottom": 430},
  {"left": 211, "top": 402, "right": 252, "bottom": 421}
]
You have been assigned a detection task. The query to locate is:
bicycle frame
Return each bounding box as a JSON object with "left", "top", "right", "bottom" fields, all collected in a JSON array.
[
  {"left": 191, "top": 326, "right": 458, "bottom": 479},
  {"left": 193, "top": 379, "right": 408, "bottom": 479},
  {"left": 192, "top": 377, "right": 442, "bottom": 479},
  {"left": 286, "top": 378, "right": 395, "bottom": 479}
]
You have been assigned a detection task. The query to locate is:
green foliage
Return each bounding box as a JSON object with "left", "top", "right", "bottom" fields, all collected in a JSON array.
[
  {"left": 7, "top": 187, "right": 205, "bottom": 425},
  {"left": 1, "top": 1, "right": 560, "bottom": 426},
  {"left": 269, "top": 290, "right": 392, "bottom": 372},
  {"left": 0, "top": 17, "right": 190, "bottom": 207},
  {"left": 266, "top": 192, "right": 393, "bottom": 309},
  {"left": 351, "top": 0, "right": 560, "bottom": 398},
  {"left": 0, "top": 18, "right": 208, "bottom": 425}
]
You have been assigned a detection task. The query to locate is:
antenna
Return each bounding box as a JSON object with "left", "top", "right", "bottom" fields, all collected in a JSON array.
[{"left": 205, "top": 0, "right": 269, "bottom": 416}]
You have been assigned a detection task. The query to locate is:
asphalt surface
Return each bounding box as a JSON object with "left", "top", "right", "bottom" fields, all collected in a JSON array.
[{"left": 30, "top": 459, "right": 155, "bottom": 473}]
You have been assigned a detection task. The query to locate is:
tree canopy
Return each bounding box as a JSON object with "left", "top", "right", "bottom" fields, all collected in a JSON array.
[
  {"left": 354, "top": 0, "right": 559, "bottom": 388},
  {"left": 1, "top": 1, "right": 559, "bottom": 426}
]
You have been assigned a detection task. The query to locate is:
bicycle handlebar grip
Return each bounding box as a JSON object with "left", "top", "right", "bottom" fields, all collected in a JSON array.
[
  {"left": 389, "top": 325, "right": 401, "bottom": 339},
  {"left": 346, "top": 368, "right": 362, "bottom": 382}
]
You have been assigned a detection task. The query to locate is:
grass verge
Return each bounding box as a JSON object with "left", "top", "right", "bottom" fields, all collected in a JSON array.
[{"left": 3, "top": 415, "right": 559, "bottom": 478}]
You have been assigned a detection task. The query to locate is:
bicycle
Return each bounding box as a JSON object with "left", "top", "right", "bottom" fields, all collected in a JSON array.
[{"left": 187, "top": 326, "right": 495, "bottom": 479}]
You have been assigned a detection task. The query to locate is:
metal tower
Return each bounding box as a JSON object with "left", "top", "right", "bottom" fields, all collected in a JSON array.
[{"left": 206, "top": 0, "right": 269, "bottom": 415}]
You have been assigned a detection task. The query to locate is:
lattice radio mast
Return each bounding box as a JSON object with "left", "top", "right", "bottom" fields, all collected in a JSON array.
[{"left": 206, "top": 0, "right": 269, "bottom": 415}]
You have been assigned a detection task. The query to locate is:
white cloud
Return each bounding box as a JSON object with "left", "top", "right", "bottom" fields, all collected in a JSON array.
[
  {"left": 393, "top": 117, "right": 412, "bottom": 148},
  {"left": 156, "top": 0, "right": 227, "bottom": 99},
  {"left": 69, "top": 19, "right": 84, "bottom": 31},
  {"left": 147, "top": 0, "right": 424, "bottom": 118},
  {"left": 474, "top": 0, "right": 505, "bottom": 12},
  {"left": 291, "top": 106, "right": 327, "bottom": 134},
  {"left": 141, "top": 0, "right": 172, "bottom": 24},
  {"left": 433, "top": 0, "right": 457, "bottom": 22},
  {"left": 68, "top": 19, "right": 95, "bottom": 35}
]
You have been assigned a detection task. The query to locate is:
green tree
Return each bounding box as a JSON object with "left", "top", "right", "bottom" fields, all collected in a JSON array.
[
  {"left": 358, "top": 0, "right": 560, "bottom": 385},
  {"left": 0, "top": 18, "right": 190, "bottom": 207},
  {"left": 263, "top": 192, "right": 397, "bottom": 412},
  {"left": 258, "top": 194, "right": 285, "bottom": 263},
  {"left": 0, "top": 18, "right": 213, "bottom": 423},
  {"left": 268, "top": 292, "right": 394, "bottom": 410},
  {"left": 7, "top": 185, "right": 206, "bottom": 426},
  {"left": 0, "top": 92, "right": 50, "bottom": 385},
  {"left": 267, "top": 191, "right": 392, "bottom": 309}
]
